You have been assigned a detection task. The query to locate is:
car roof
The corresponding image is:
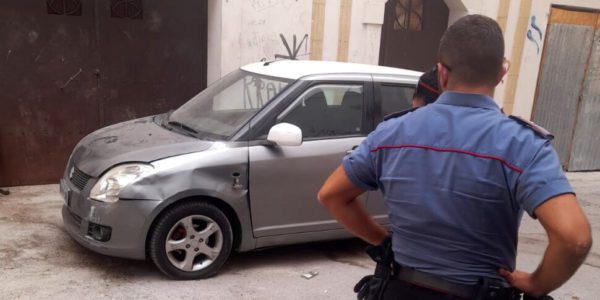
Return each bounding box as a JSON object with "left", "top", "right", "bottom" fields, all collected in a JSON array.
[{"left": 241, "top": 60, "right": 422, "bottom": 80}]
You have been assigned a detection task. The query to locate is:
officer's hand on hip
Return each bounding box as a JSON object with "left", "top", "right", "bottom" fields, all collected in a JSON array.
[{"left": 499, "top": 268, "right": 543, "bottom": 297}]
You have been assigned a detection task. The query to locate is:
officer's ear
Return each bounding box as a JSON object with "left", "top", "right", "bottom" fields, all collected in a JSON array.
[
  {"left": 437, "top": 63, "right": 449, "bottom": 91},
  {"left": 496, "top": 58, "right": 510, "bottom": 85}
]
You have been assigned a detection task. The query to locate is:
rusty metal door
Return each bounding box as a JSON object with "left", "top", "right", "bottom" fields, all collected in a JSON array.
[
  {"left": 0, "top": 1, "right": 101, "bottom": 187},
  {"left": 378, "top": 0, "right": 448, "bottom": 72},
  {"left": 0, "top": 0, "right": 207, "bottom": 186},
  {"left": 569, "top": 16, "right": 600, "bottom": 170},
  {"left": 532, "top": 26, "right": 594, "bottom": 168},
  {"left": 532, "top": 8, "right": 600, "bottom": 171},
  {"left": 95, "top": 0, "right": 207, "bottom": 127}
]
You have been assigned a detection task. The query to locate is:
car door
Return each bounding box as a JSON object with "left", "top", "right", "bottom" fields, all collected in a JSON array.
[
  {"left": 248, "top": 81, "right": 373, "bottom": 237},
  {"left": 367, "top": 81, "right": 416, "bottom": 225}
]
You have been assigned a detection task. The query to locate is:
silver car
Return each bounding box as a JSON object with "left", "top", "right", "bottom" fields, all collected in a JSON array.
[{"left": 61, "top": 60, "right": 421, "bottom": 279}]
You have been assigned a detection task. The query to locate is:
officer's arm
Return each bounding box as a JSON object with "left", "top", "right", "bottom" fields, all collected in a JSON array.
[
  {"left": 501, "top": 193, "right": 592, "bottom": 296},
  {"left": 318, "top": 165, "right": 388, "bottom": 246}
]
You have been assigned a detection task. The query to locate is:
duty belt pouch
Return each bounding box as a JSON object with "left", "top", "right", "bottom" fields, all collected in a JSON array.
[{"left": 354, "top": 237, "right": 394, "bottom": 300}]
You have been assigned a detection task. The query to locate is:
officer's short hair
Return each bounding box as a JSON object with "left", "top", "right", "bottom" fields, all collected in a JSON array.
[{"left": 438, "top": 14, "right": 504, "bottom": 87}]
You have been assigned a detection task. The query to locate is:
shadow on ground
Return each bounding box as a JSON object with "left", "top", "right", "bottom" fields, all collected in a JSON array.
[{"left": 63, "top": 236, "right": 371, "bottom": 281}]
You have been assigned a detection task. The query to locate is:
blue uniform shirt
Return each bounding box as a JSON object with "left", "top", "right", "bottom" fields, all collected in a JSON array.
[{"left": 343, "top": 91, "right": 573, "bottom": 286}]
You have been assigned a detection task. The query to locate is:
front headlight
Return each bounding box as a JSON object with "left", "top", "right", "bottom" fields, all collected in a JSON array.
[{"left": 90, "top": 164, "right": 154, "bottom": 203}]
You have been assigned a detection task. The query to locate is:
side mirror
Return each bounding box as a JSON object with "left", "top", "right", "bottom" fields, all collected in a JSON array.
[{"left": 267, "top": 123, "right": 303, "bottom": 146}]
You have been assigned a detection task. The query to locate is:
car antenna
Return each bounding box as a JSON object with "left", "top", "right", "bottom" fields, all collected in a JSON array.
[
  {"left": 262, "top": 56, "right": 293, "bottom": 66},
  {"left": 261, "top": 57, "right": 272, "bottom": 66}
]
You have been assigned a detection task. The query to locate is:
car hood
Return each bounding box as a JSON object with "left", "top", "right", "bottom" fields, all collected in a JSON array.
[{"left": 72, "top": 116, "right": 213, "bottom": 177}]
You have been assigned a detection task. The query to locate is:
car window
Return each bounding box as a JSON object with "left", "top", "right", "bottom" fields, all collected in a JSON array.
[
  {"left": 278, "top": 84, "right": 365, "bottom": 139},
  {"left": 213, "top": 75, "right": 288, "bottom": 111},
  {"left": 380, "top": 84, "right": 414, "bottom": 117},
  {"left": 170, "top": 70, "right": 291, "bottom": 139}
]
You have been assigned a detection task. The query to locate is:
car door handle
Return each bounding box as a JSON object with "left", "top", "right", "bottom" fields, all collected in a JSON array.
[{"left": 346, "top": 145, "right": 359, "bottom": 154}]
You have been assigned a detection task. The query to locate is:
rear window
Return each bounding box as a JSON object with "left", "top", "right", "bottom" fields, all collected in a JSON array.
[{"left": 380, "top": 85, "right": 414, "bottom": 117}]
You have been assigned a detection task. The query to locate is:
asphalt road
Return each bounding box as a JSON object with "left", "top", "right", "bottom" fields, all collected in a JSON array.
[{"left": 1, "top": 172, "right": 599, "bottom": 299}]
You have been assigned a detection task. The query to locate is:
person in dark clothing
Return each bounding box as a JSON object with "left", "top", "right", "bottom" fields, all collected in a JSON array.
[{"left": 412, "top": 67, "right": 441, "bottom": 107}]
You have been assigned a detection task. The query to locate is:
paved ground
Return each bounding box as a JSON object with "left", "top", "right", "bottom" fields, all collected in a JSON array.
[{"left": 0, "top": 172, "right": 598, "bottom": 299}]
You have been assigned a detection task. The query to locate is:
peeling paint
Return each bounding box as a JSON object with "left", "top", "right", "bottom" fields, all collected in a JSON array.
[
  {"left": 122, "top": 30, "right": 133, "bottom": 41},
  {"left": 27, "top": 30, "right": 39, "bottom": 44},
  {"left": 89, "top": 206, "right": 99, "bottom": 223},
  {"left": 90, "top": 136, "right": 118, "bottom": 146},
  {"left": 149, "top": 11, "right": 162, "bottom": 31},
  {"left": 60, "top": 68, "right": 83, "bottom": 89}
]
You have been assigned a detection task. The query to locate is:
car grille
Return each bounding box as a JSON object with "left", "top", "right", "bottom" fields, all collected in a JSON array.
[{"left": 70, "top": 166, "right": 92, "bottom": 191}]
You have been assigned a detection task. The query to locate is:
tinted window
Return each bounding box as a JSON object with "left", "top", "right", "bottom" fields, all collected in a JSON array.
[
  {"left": 279, "top": 84, "right": 365, "bottom": 139},
  {"left": 380, "top": 85, "right": 414, "bottom": 117}
]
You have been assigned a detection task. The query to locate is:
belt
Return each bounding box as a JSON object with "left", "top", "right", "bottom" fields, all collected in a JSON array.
[{"left": 392, "top": 265, "right": 517, "bottom": 299}]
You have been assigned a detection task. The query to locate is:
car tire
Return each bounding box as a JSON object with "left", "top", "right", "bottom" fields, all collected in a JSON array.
[{"left": 149, "top": 201, "right": 233, "bottom": 280}]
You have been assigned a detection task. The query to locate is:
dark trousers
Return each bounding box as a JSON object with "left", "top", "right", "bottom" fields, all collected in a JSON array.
[{"left": 382, "top": 280, "right": 466, "bottom": 300}]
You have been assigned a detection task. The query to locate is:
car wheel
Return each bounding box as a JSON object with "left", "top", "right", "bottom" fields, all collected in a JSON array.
[{"left": 149, "top": 201, "right": 233, "bottom": 279}]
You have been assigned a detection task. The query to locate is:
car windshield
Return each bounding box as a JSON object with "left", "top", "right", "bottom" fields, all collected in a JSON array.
[{"left": 169, "top": 69, "right": 291, "bottom": 139}]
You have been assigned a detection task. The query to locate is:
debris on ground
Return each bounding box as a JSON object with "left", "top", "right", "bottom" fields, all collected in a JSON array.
[
  {"left": 301, "top": 270, "right": 319, "bottom": 279},
  {"left": 0, "top": 188, "right": 9, "bottom": 196}
]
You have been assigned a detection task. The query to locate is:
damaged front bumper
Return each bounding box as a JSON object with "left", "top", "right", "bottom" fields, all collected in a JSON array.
[{"left": 60, "top": 173, "right": 160, "bottom": 260}]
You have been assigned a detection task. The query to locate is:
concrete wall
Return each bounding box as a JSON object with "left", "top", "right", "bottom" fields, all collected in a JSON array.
[
  {"left": 346, "top": 0, "right": 387, "bottom": 64},
  {"left": 208, "top": 0, "right": 390, "bottom": 79},
  {"left": 207, "top": 0, "right": 312, "bottom": 84},
  {"left": 207, "top": 0, "right": 600, "bottom": 121},
  {"left": 206, "top": 0, "right": 487, "bottom": 78},
  {"left": 444, "top": 0, "right": 499, "bottom": 24},
  {"left": 321, "top": 0, "right": 341, "bottom": 61},
  {"left": 309, "top": 0, "right": 472, "bottom": 65},
  {"left": 509, "top": 0, "right": 600, "bottom": 119},
  {"left": 442, "top": 0, "right": 600, "bottom": 119}
]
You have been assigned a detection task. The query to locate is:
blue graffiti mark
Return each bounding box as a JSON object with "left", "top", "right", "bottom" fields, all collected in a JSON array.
[
  {"left": 527, "top": 29, "right": 540, "bottom": 54},
  {"left": 526, "top": 15, "right": 544, "bottom": 55},
  {"left": 531, "top": 15, "right": 543, "bottom": 40}
]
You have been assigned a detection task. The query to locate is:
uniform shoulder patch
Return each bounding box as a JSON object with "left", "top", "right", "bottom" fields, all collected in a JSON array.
[
  {"left": 509, "top": 115, "right": 554, "bottom": 140},
  {"left": 383, "top": 107, "right": 420, "bottom": 121}
]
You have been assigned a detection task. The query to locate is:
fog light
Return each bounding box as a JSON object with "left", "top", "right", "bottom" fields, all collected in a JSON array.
[{"left": 87, "top": 222, "right": 112, "bottom": 242}]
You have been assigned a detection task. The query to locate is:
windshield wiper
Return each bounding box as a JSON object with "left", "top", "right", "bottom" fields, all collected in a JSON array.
[{"left": 167, "top": 121, "right": 199, "bottom": 135}]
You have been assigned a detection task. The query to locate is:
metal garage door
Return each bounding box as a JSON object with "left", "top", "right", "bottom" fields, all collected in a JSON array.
[
  {"left": 532, "top": 7, "right": 600, "bottom": 171},
  {"left": 0, "top": 0, "right": 207, "bottom": 186},
  {"left": 569, "top": 15, "right": 600, "bottom": 170}
]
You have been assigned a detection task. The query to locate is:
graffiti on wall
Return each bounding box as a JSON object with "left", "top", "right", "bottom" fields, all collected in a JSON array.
[
  {"left": 274, "top": 34, "right": 309, "bottom": 60},
  {"left": 526, "top": 15, "right": 544, "bottom": 54},
  {"left": 250, "top": 0, "right": 298, "bottom": 11}
]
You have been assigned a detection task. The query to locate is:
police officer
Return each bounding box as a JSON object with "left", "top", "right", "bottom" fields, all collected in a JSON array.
[
  {"left": 412, "top": 67, "right": 440, "bottom": 107},
  {"left": 318, "top": 15, "right": 591, "bottom": 299}
]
